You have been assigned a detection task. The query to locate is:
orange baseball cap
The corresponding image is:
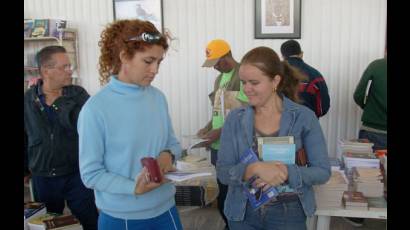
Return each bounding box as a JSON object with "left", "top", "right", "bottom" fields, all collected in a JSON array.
[{"left": 202, "top": 39, "right": 231, "bottom": 67}]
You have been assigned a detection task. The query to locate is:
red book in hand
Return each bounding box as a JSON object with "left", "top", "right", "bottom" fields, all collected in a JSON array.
[{"left": 141, "top": 157, "right": 162, "bottom": 183}]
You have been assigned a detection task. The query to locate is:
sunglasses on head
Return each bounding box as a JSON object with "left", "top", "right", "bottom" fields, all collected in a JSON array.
[{"left": 127, "top": 32, "right": 162, "bottom": 43}]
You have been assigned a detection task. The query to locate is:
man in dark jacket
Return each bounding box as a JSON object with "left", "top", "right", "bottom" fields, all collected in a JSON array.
[
  {"left": 280, "top": 40, "right": 330, "bottom": 118},
  {"left": 24, "top": 46, "right": 98, "bottom": 230}
]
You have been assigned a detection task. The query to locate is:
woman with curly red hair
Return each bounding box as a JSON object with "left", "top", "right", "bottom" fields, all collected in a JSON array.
[{"left": 77, "top": 19, "right": 183, "bottom": 230}]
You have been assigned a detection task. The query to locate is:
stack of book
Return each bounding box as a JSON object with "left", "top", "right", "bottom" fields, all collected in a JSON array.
[
  {"left": 24, "top": 202, "right": 47, "bottom": 229},
  {"left": 342, "top": 152, "right": 380, "bottom": 170},
  {"left": 314, "top": 170, "right": 348, "bottom": 209},
  {"left": 28, "top": 213, "right": 60, "bottom": 230},
  {"left": 24, "top": 202, "right": 47, "bottom": 219},
  {"left": 43, "top": 215, "right": 83, "bottom": 230},
  {"left": 175, "top": 185, "right": 206, "bottom": 207},
  {"left": 367, "top": 196, "right": 387, "bottom": 211},
  {"left": 342, "top": 191, "right": 368, "bottom": 211},
  {"left": 24, "top": 19, "right": 67, "bottom": 38},
  {"left": 337, "top": 139, "right": 374, "bottom": 158},
  {"left": 352, "top": 167, "right": 384, "bottom": 197},
  {"left": 257, "top": 136, "right": 295, "bottom": 162}
]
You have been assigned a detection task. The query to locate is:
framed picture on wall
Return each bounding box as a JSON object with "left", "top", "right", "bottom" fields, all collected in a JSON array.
[
  {"left": 255, "top": 0, "right": 301, "bottom": 39},
  {"left": 113, "top": 0, "right": 163, "bottom": 32}
]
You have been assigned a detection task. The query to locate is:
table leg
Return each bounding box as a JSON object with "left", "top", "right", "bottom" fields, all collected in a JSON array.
[
  {"left": 316, "top": 215, "right": 331, "bottom": 230},
  {"left": 306, "top": 216, "right": 317, "bottom": 230}
]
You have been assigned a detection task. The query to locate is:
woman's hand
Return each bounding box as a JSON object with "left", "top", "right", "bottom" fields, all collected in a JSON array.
[
  {"left": 134, "top": 167, "right": 164, "bottom": 195},
  {"left": 244, "top": 161, "right": 288, "bottom": 187},
  {"left": 157, "top": 151, "right": 176, "bottom": 174}
]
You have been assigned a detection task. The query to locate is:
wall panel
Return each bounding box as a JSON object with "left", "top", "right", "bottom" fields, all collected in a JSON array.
[{"left": 24, "top": 0, "right": 387, "bottom": 156}]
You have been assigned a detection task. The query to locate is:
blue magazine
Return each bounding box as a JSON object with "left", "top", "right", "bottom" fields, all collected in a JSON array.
[{"left": 240, "top": 148, "right": 279, "bottom": 209}]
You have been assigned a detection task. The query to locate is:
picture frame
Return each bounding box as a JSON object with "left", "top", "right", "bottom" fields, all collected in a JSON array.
[
  {"left": 113, "top": 0, "right": 163, "bottom": 32},
  {"left": 255, "top": 0, "right": 301, "bottom": 39}
]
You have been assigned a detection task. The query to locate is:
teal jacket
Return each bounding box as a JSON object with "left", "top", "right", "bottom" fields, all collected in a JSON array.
[
  {"left": 216, "top": 96, "right": 331, "bottom": 220},
  {"left": 353, "top": 58, "right": 387, "bottom": 131}
]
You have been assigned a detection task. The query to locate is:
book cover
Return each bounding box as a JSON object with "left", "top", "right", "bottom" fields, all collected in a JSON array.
[
  {"left": 24, "top": 19, "right": 34, "bottom": 37},
  {"left": 367, "top": 197, "right": 387, "bottom": 211},
  {"left": 31, "top": 19, "right": 49, "bottom": 37},
  {"left": 261, "top": 143, "right": 295, "bottom": 164},
  {"left": 43, "top": 215, "right": 81, "bottom": 230},
  {"left": 24, "top": 202, "right": 46, "bottom": 219},
  {"left": 28, "top": 213, "right": 61, "bottom": 230},
  {"left": 175, "top": 186, "right": 206, "bottom": 207},
  {"left": 240, "top": 148, "right": 279, "bottom": 209},
  {"left": 164, "top": 171, "right": 212, "bottom": 182},
  {"left": 257, "top": 136, "right": 294, "bottom": 158},
  {"left": 342, "top": 191, "right": 368, "bottom": 207},
  {"left": 48, "top": 19, "right": 67, "bottom": 38}
]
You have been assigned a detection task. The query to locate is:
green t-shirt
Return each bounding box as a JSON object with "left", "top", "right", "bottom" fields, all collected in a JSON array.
[{"left": 211, "top": 70, "right": 248, "bottom": 149}]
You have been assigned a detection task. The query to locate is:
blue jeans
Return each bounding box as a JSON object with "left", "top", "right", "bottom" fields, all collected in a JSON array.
[
  {"left": 359, "top": 129, "right": 387, "bottom": 151},
  {"left": 31, "top": 172, "right": 98, "bottom": 230},
  {"left": 98, "top": 206, "right": 183, "bottom": 230},
  {"left": 228, "top": 200, "right": 307, "bottom": 230}
]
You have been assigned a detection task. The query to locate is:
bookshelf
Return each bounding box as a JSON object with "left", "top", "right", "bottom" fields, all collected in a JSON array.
[{"left": 24, "top": 28, "right": 80, "bottom": 92}]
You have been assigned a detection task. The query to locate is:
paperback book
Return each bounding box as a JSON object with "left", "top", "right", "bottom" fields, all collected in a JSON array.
[
  {"left": 240, "top": 148, "right": 279, "bottom": 209},
  {"left": 24, "top": 202, "right": 47, "bottom": 220}
]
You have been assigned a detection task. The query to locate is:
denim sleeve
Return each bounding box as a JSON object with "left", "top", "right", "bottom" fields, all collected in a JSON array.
[
  {"left": 216, "top": 113, "right": 248, "bottom": 187},
  {"left": 287, "top": 115, "right": 331, "bottom": 190}
]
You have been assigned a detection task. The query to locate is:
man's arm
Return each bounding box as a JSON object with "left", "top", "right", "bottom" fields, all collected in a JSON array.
[
  {"left": 315, "top": 76, "right": 330, "bottom": 117},
  {"left": 354, "top": 63, "right": 374, "bottom": 109}
]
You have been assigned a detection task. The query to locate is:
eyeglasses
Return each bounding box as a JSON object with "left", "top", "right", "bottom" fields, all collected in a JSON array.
[
  {"left": 127, "top": 32, "right": 162, "bottom": 44},
  {"left": 45, "top": 64, "right": 75, "bottom": 72}
]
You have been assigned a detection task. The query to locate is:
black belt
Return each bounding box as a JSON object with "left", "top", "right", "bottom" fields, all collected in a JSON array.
[{"left": 268, "top": 193, "right": 299, "bottom": 204}]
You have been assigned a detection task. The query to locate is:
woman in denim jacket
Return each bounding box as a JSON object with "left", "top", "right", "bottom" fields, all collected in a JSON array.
[{"left": 216, "top": 47, "right": 331, "bottom": 230}]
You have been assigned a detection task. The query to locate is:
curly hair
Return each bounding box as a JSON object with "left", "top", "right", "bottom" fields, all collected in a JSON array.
[
  {"left": 98, "top": 19, "right": 168, "bottom": 85},
  {"left": 240, "top": 46, "right": 306, "bottom": 103}
]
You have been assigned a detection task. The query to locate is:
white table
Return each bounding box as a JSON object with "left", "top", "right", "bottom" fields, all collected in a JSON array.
[{"left": 307, "top": 206, "right": 387, "bottom": 230}]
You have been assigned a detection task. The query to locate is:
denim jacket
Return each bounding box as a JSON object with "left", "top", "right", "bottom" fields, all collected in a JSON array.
[{"left": 216, "top": 95, "right": 331, "bottom": 220}]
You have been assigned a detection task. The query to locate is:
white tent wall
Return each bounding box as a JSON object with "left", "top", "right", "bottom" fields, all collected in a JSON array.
[{"left": 24, "top": 0, "right": 387, "bottom": 157}]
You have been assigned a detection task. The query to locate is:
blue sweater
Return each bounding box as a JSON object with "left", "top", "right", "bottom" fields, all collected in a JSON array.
[{"left": 78, "top": 76, "right": 181, "bottom": 220}]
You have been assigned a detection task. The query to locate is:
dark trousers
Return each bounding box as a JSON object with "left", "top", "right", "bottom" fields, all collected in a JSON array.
[
  {"left": 211, "top": 148, "right": 229, "bottom": 229},
  {"left": 32, "top": 172, "right": 98, "bottom": 230},
  {"left": 359, "top": 129, "right": 387, "bottom": 151}
]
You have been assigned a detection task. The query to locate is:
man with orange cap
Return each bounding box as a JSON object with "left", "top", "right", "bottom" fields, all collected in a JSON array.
[{"left": 197, "top": 39, "right": 248, "bottom": 229}]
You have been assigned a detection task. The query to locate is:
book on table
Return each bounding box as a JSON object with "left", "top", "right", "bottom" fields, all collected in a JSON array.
[
  {"left": 43, "top": 214, "right": 83, "bottom": 230},
  {"left": 24, "top": 202, "right": 47, "bottom": 221},
  {"left": 28, "top": 213, "right": 61, "bottom": 230},
  {"left": 367, "top": 197, "right": 387, "bottom": 211},
  {"left": 165, "top": 170, "right": 212, "bottom": 182},
  {"left": 342, "top": 191, "right": 368, "bottom": 210}
]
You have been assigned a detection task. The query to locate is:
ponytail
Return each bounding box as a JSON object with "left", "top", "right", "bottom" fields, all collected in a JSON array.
[{"left": 277, "top": 61, "right": 307, "bottom": 103}]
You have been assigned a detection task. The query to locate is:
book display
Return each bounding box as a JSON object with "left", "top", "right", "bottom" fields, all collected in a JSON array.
[
  {"left": 24, "top": 19, "right": 80, "bottom": 91},
  {"left": 314, "top": 170, "right": 348, "bottom": 209},
  {"left": 43, "top": 215, "right": 83, "bottom": 230},
  {"left": 173, "top": 153, "right": 218, "bottom": 207},
  {"left": 312, "top": 138, "right": 387, "bottom": 230},
  {"left": 342, "top": 191, "right": 368, "bottom": 211}
]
